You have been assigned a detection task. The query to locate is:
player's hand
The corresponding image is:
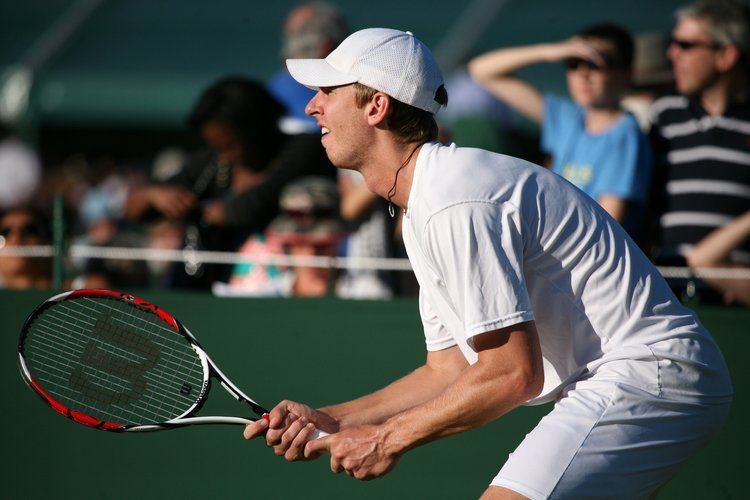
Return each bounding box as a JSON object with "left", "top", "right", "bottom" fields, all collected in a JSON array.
[
  {"left": 304, "top": 425, "right": 402, "bottom": 481},
  {"left": 149, "top": 185, "right": 197, "bottom": 219},
  {"left": 243, "top": 400, "right": 338, "bottom": 461}
]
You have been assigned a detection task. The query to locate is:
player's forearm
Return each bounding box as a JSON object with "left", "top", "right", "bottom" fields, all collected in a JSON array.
[
  {"left": 379, "top": 356, "right": 542, "bottom": 455},
  {"left": 319, "top": 363, "right": 460, "bottom": 429}
]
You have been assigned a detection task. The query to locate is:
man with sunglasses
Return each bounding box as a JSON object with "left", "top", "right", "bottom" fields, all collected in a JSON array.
[
  {"left": 650, "top": 0, "right": 750, "bottom": 305},
  {"left": 469, "top": 24, "right": 652, "bottom": 240}
]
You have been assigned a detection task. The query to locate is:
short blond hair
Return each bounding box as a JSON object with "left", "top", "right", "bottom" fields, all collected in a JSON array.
[{"left": 352, "top": 83, "right": 443, "bottom": 144}]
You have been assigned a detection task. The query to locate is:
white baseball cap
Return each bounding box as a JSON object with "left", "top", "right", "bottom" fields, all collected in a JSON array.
[{"left": 286, "top": 28, "right": 446, "bottom": 114}]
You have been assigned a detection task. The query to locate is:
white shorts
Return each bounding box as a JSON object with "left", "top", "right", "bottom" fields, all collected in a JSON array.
[{"left": 491, "top": 364, "right": 731, "bottom": 499}]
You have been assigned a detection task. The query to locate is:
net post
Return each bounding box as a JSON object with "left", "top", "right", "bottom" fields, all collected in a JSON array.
[{"left": 52, "top": 192, "right": 65, "bottom": 290}]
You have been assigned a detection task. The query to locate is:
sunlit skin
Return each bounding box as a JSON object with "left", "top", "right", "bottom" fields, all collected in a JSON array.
[{"left": 304, "top": 85, "right": 373, "bottom": 171}]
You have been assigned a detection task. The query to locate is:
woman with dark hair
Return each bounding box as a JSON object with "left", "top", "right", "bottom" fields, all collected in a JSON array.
[
  {"left": 125, "top": 76, "right": 335, "bottom": 287},
  {"left": 127, "top": 76, "right": 334, "bottom": 231}
]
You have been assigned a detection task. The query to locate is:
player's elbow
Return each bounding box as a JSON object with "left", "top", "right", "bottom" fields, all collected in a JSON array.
[
  {"left": 524, "top": 368, "right": 545, "bottom": 402},
  {"left": 507, "top": 366, "right": 544, "bottom": 403}
]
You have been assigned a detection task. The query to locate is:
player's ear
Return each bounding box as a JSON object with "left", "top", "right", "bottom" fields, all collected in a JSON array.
[{"left": 366, "top": 92, "right": 391, "bottom": 126}]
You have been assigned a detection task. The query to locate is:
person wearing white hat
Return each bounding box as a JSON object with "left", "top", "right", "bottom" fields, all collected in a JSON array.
[{"left": 243, "top": 28, "right": 732, "bottom": 499}]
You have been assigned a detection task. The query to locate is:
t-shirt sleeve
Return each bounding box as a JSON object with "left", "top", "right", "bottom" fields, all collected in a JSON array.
[
  {"left": 419, "top": 288, "right": 457, "bottom": 351},
  {"left": 596, "top": 119, "right": 653, "bottom": 203},
  {"left": 421, "top": 202, "right": 534, "bottom": 350}
]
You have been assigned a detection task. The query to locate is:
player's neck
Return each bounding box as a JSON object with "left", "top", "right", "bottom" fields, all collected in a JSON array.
[{"left": 360, "top": 139, "right": 424, "bottom": 211}]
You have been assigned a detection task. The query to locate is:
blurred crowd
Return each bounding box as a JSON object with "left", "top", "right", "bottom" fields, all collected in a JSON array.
[{"left": 0, "top": 0, "right": 748, "bottom": 306}]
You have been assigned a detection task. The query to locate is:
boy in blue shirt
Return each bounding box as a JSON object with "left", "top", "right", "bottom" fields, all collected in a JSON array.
[{"left": 469, "top": 24, "right": 652, "bottom": 238}]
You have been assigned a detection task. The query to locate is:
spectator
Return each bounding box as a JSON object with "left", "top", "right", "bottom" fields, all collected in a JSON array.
[
  {"left": 0, "top": 124, "right": 41, "bottom": 210},
  {"left": 0, "top": 206, "right": 51, "bottom": 289},
  {"left": 268, "top": 2, "right": 349, "bottom": 134},
  {"left": 125, "top": 77, "right": 335, "bottom": 286},
  {"left": 216, "top": 176, "right": 344, "bottom": 297},
  {"left": 469, "top": 23, "right": 653, "bottom": 238},
  {"left": 649, "top": 0, "right": 750, "bottom": 304},
  {"left": 621, "top": 33, "right": 675, "bottom": 131}
]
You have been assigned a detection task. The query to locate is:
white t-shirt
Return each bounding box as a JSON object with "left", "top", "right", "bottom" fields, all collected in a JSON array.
[{"left": 403, "top": 142, "right": 731, "bottom": 404}]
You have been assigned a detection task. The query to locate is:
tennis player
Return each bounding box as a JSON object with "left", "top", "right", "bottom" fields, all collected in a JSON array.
[{"left": 243, "top": 28, "right": 733, "bottom": 498}]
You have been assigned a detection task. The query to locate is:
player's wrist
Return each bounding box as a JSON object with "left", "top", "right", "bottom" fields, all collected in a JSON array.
[
  {"left": 315, "top": 406, "right": 345, "bottom": 431},
  {"left": 380, "top": 416, "right": 416, "bottom": 455}
]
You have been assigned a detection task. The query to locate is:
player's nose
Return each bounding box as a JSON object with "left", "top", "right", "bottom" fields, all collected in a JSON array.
[{"left": 305, "top": 91, "right": 323, "bottom": 117}]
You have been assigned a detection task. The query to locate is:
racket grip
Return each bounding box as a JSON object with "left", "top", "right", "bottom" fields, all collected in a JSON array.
[
  {"left": 311, "top": 428, "right": 329, "bottom": 440},
  {"left": 262, "top": 413, "right": 328, "bottom": 440}
]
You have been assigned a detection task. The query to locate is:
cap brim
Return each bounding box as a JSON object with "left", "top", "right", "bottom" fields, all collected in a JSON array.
[{"left": 286, "top": 58, "right": 359, "bottom": 89}]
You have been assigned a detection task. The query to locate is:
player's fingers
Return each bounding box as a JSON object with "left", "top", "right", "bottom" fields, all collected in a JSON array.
[
  {"left": 268, "top": 402, "right": 291, "bottom": 428},
  {"left": 266, "top": 413, "right": 297, "bottom": 446},
  {"left": 277, "top": 417, "right": 308, "bottom": 457},
  {"left": 285, "top": 422, "right": 317, "bottom": 461},
  {"left": 330, "top": 456, "right": 344, "bottom": 474},
  {"left": 242, "top": 417, "right": 268, "bottom": 440},
  {"left": 304, "top": 433, "right": 332, "bottom": 458}
]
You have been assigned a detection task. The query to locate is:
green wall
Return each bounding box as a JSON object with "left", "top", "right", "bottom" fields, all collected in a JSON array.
[{"left": 2, "top": 290, "right": 746, "bottom": 498}]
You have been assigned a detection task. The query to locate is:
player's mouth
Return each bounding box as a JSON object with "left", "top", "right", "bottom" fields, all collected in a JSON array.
[{"left": 321, "top": 127, "right": 330, "bottom": 136}]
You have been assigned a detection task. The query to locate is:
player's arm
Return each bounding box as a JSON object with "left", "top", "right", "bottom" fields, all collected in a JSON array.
[
  {"left": 243, "top": 346, "right": 468, "bottom": 458},
  {"left": 305, "top": 321, "right": 544, "bottom": 479},
  {"left": 321, "top": 345, "right": 468, "bottom": 428},
  {"left": 467, "top": 39, "right": 606, "bottom": 124}
]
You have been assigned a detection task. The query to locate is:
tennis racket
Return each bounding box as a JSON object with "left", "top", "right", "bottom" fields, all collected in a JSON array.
[{"left": 18, "top": 289, "right": 327, "bottom": 437}]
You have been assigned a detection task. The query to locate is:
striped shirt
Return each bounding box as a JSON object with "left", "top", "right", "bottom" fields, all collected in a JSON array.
[{"left": 650, "top": 95, "right": 750, "bottom": 264}]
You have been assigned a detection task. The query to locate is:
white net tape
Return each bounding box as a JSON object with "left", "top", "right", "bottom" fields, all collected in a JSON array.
[
  {"left": 2, "top": 244, "right": 750, "bottom": 279},
  {"left": 0, "top": 244, "right": 414, "bottom": 271}
]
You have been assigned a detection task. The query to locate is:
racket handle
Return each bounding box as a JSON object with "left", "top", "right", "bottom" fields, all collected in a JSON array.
[
  {"left": 311, "top": 428, "right": 329, "bottom": 440},
  {"left": 262, "top": 413, "right": 329, "bottom": 440}
]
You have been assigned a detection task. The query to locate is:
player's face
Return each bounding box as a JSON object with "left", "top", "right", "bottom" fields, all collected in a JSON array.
[
  {"left": 305, "top": 84, "right": 370, "bottom": 170},
  {"left": 668, "top": 17, "right": 723, "bottom": 96},
  {"left": 566, "top": 39, "right": 626, "bottom": 109}
]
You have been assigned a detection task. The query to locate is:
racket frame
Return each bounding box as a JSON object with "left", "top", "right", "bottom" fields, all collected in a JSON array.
[{"left": 18, "top": 289, "right": 270, "bottom": 432}]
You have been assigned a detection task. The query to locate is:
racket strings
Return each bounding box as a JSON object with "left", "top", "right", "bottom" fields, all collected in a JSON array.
[
  {"left": 27, "top": 321, "right": 196, "bottom": 423},
  {"left": 23, "top": 297, "right": 206, "bottom": 426}
]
